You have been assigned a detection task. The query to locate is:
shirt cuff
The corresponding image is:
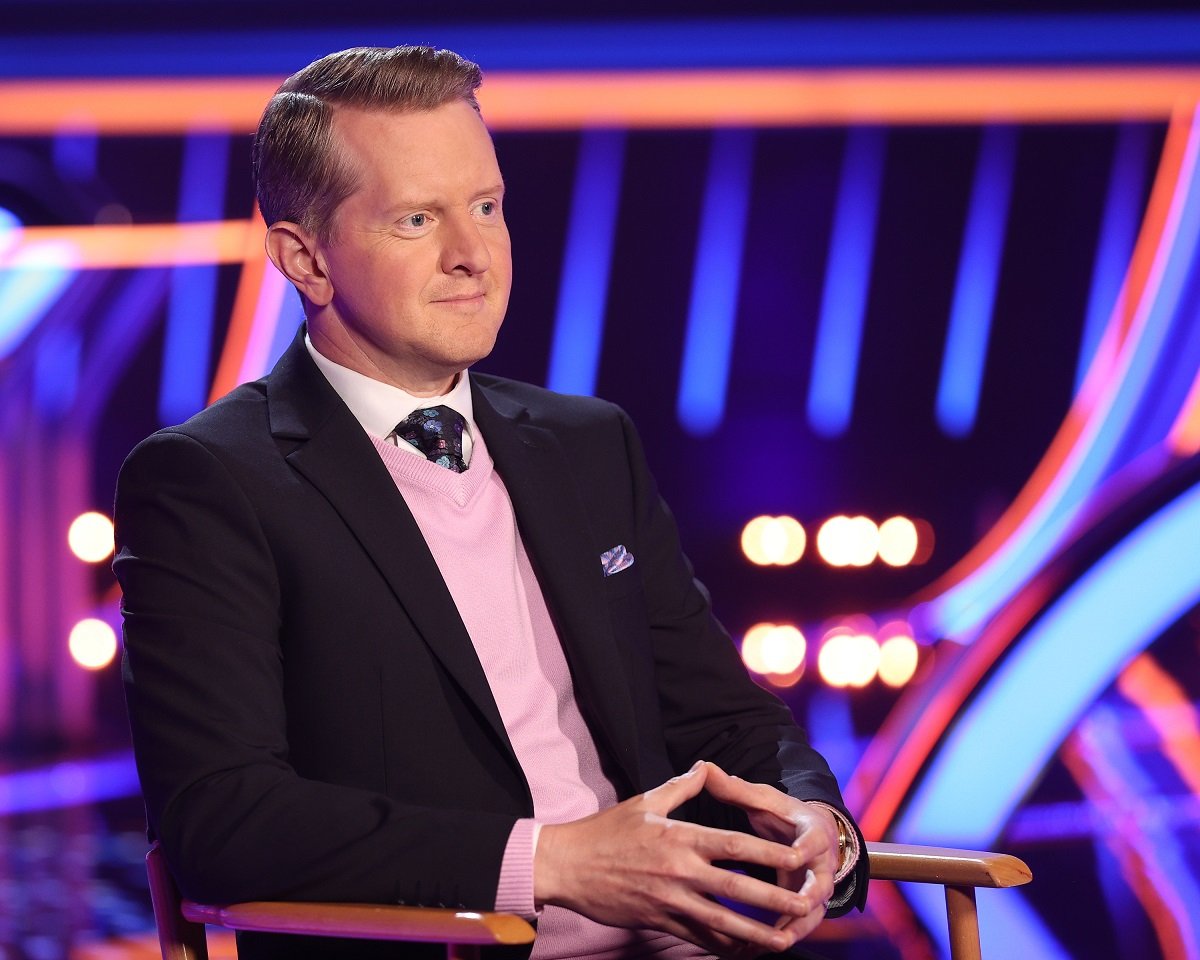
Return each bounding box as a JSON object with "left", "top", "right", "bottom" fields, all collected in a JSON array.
[
  {"left": 808, "top": 802, "right": 861, "bottom": 884},
  {"left": 494, "top": 818, "right": 540, "bottom": 920}
]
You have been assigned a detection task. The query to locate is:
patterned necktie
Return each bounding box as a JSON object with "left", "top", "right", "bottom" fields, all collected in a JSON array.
[{"left": 394, "top": 405, "right": 468, "bottom": 473}]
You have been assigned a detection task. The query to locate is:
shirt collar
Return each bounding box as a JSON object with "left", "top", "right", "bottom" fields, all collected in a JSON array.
[{"left": 304, "top": 334, "right": 476, "bottom": 454}]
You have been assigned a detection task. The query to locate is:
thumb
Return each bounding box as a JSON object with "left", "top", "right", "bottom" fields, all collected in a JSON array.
[{"left": 642, "top": 760, "right": 710, "bottom": 814}]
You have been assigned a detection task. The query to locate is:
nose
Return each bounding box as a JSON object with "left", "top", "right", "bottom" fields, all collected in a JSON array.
[{"left": 440, "top": 212, "right": 491, "bottom": 276}]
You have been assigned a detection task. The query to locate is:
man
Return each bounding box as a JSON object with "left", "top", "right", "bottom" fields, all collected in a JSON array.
[{"left": 115, "top": 46, "right": 867, "bottom": 959}]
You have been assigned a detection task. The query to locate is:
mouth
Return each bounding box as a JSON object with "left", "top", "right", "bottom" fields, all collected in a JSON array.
[
  {"left": 432, "top": 290, "right": 486, "bottom": 302},
  {"left": 431, "top": 292, "right": 487, "bottom": 310}
]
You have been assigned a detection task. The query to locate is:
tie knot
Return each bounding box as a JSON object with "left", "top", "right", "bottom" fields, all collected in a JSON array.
[{"left": 395, "top": 405, "right": 468, "bottom": 472}]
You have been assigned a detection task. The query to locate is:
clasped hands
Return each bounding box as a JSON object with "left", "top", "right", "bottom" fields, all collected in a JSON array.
[{"left": 534, "top": 761, "right": 840, "bottom": 958}]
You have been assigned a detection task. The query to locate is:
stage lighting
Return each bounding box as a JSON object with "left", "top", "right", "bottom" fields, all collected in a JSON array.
[
  {"left": 878, "top": 515, "right": 919, "bottom": 566},
  {"left": 741, "top": 515, "right": 805, "bottom": 566},
  {"left": 741, "top": 622, "right": 806, "bottom": 675},
  {"left": 817, "top": 515, "right": 879, "bottom": 567},
  {"left": 817, "top": 629, "right": 880, "bottom": 687},
  {"left": 67, "top": 511, "right": 115, "bottom": 563},
  {"left": 878, "top": 633, "right": 919, "bottom": 687},
  {"left": 68, "top": 618, "right": 117, "bottom": 670}
]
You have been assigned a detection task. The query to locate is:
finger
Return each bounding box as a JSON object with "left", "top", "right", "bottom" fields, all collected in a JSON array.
[
  {"left": 702, "top": 764, "right": 808, "bottom": 823},
  {"left": 642, "top": 761, "right": 710, "bottom": 814},
  {"left": 702, "top": 763, "right": 777, "bottom": 807},
  {"left": 790, "top": 815, "right": 839, "bottom": 868},
  {"left": 692, "top": 823, "right": 805, "bottom": 874},
  {"left": 797, "top": 864, "right": 835, "bottom": 903},
  {"left": 693, "top": 862, "right": 815, "bottom": 919},
  {"left": 775, "top": 901, "right": 827, "bottom": 944},
  {"left": 664, "top": 891, "right": 797, "bottom": 955}
]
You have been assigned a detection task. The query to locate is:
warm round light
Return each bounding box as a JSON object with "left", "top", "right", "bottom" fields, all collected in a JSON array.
[
  {"left": 68, "top": 511, "right": 115, "bottom": 563},
  {"left": 741, "top": 622, "right": 774, "bottom": 673},
  {"left": 816, "top": 515, "right": 850, "bottom": 566},
  {"left": 741, "top": 622, "right": 806, "bottom": 675},
  {"left": 816, "top": 515, "right": 879, "bottom": 567},
  {"left": 844, "top": 516, "right": 879, "bottom": 567},
  {"left": 740, "top": 515, "right": 806, "bottom": 566},
  {"left": 878, "top": 516, "right": 919, "bottom": 567},
  {"left": 817, "top": 630, "right": 880, "bottom": 688},
  {"left": 761, "top": 624, "right": 806, "bottom": 674},
  {"left": 879, "top": 634, "right": 920, "bottom": 687},
  {"left": 741, "top": 516, "right": 776, "bottom": 565},
  {"left": 68, "top": 618, "right": 117, "bottom": 670}
]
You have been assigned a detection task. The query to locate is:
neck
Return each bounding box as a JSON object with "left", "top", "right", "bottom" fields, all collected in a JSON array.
[{"left": 307, "top": 324, "right": 458, "bottom": 396}]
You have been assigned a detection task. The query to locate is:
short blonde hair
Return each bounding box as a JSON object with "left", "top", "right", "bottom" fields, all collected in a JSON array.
[{"left": 253, "top": 46, "right": 483, "bottom": 240}]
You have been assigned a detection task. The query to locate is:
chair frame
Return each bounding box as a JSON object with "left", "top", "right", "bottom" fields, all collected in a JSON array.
[{"left": 147, "top": 839, "right": 1030, "bottom": 960}]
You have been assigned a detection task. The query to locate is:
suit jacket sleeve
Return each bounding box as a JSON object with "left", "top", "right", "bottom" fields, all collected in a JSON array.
[
  {"left": 612, "top": 407, "right": 869, "bottom": 914},
  {"left": 115, "top": 428, "right": 516, "bottom": 908}
]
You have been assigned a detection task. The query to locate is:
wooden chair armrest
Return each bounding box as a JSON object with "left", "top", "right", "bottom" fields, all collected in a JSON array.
[
  {"left": 866, "top": 840, "right": 1032, "bottom": 889},
  {"left": 180, "top": 899, "right": 536, "bottom": 946}
]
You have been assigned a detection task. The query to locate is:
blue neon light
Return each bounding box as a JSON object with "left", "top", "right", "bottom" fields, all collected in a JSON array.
[
  {"left": 267, "top": 294, "right": 305, "bottom": 371},
  {"left": 677, "top": 129, "right": 755, "bottom": 437},
  {"left": 158, "top": 132, "right": 230, "bottom": 426},
  {"left": 52, "top": 128, "right": 98, "bottom": 181},
  {"left": 546, "top": 129, "right": 625, "bottom": 396},
  {"left": 3, "top": 16, "right": 1200, "bottom": 77},
  {"left": 0, "top": 751, "right": 140, "bottom": 815},
  {"left": 899, "top": 477, "right": 1200, "bottom": 846},
  {"left": 33, "top": 327, "right": 81, "bottom": 418},
  {"left": 807, "top": 127, "right": 886, "bottom": 437},
  {"left": 1077, "top": 706, "right": 1200, "bottom": 948},
  {"left": 1076, "top": 125, "right": 1151, "bottom": 394},
  {"left": 806, "top": 688, "right": 863, "bottom": 783},
  {"left": 936, "top": 126, "right": 1017, "bottom": 439},
  {"left": 929, "top": 113, "right": 1200, "bottom": 639},
  {"left": 0, "top": 209, "right": 75, "bottom": 360},
  {"left": 903, "top": 883, "right": 1069, "bottom": 960}
]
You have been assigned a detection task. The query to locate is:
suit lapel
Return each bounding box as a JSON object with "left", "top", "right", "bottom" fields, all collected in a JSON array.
[
  {"left": 265, "top": 335, "right": 519, "bottom": 768},
  {"left": 472, "top": 378, "right": 642, "bottom": 793}
]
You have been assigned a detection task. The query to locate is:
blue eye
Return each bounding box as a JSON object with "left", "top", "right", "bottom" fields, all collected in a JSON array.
[{"left": 407, "top": 213, "right": 427, "bottom": 228}]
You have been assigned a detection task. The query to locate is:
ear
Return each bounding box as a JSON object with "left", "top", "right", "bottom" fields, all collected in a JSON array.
[{"left": 265, "top": 221, "right": 334, "bottom": 307}]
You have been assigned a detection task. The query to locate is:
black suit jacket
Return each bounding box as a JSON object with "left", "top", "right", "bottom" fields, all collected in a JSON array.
[{"left": 115, "top": 330, "right": 866, "bottom": 956}]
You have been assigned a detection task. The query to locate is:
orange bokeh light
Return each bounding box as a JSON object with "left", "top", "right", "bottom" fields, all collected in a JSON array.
[
  {"left": 68, "top": 618, "right": 118, "bottom": 670},
  {"left": 741, "top": 515, "right": 806, "bottom": 566},
  {"left": 741, "top": 622, "right": 807, "bottom": 675},
  {"left": 67, "top": 511, "right": 115, "bottom": 563}
]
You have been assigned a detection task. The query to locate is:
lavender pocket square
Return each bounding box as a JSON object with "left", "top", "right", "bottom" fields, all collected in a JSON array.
[{"left": 600, "top": 544, "right": 635, "bottom": 577}]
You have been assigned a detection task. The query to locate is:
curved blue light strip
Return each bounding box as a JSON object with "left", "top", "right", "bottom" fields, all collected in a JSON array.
[
  {"left": 546, "top": 129, "right": 625, "bottom": 396},
  {"left": 1075, "top": 124, "right": 1150, "bottom": 395},
  {"left": 929, "top": 112, "right": 1200, "bottom": 639},
  {"left": 899, "top": 476, "right": 1200, "bottom": 846},
  {"left": 3, "top": 15, "right": 1200, "bottom": 77},
  {"left": 677, "top": 129, "right": 755, "bottom": 437},
  {"left": 936, "top": 125, "right": 1016, "bottom": 439},
  {"left": 808, "top": 127, "right": 886, "bottom": 437}
]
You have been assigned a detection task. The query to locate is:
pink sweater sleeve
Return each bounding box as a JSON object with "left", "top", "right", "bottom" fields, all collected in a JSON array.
[{"left": 494, "top": 818, "right": 541, "bottom": 918}]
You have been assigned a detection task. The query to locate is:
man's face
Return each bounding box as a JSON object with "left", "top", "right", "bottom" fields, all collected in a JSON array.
[{"left": 311, "top": 100, "right": 512, "bottom": 394}]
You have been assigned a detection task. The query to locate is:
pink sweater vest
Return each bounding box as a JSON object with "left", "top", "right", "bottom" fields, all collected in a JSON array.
[{"left": 371, "top": 433, "right": 707, "bottom": 960}]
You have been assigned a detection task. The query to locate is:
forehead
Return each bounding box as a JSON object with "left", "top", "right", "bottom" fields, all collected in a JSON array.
[{"left": 330, "top": 101, "right": 501, "bottom": 201}]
